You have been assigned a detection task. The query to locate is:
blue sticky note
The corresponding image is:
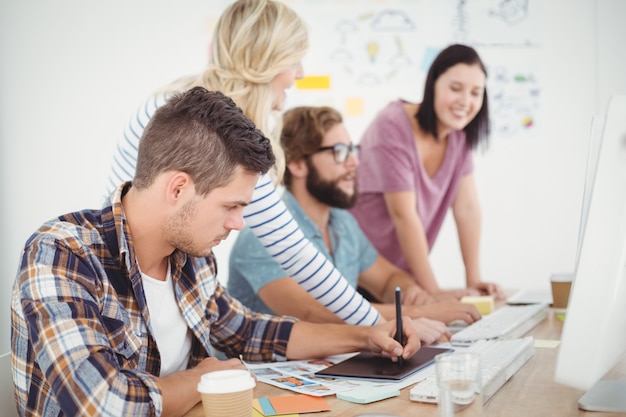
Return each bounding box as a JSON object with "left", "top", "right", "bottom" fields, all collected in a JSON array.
[
  {"left": 257, "top": 397, "right": 276, "bottom": 415},
  {"left": 336, "top": 386, "right": 400, "bottom": 404}
]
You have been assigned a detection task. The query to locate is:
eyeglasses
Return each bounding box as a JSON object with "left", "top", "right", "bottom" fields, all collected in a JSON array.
[{"left": 313, "top": 143, "right": 360, "bottom": 164}]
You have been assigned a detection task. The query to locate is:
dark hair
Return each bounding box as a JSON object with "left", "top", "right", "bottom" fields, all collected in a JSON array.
[
  {"left": 134, "top": 87, "right": 275, "bottom": 195},
  {"left": 416, "top": 44, "right": 489, "bottom": 149},
  {"left": 280, "top": 106, "right": 343, "bottom": 188}
]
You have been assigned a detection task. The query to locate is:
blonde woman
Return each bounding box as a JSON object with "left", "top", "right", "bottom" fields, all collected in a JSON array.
[{"left": 105, "top": 0, "right": 381, "bottom": 325}]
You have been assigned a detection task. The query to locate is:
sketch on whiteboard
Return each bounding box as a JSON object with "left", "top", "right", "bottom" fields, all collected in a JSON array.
[
  {"left": 488, "top": 0, "right": 529, "bottom": 25},
  {"left": 370, "top": 9, "right": 416, "bottom": 31},
  {"left": 278, "top": 0, "right": 542, "bottom": 140},
  {"left": 444, "top": 0, "right": 539, "bottom": 46},
  {"left": 488, "top": 64, "right": 540, "bottom": 137},
  {"left": 325, "top": 8, "right": 419, "bottom": 87}
]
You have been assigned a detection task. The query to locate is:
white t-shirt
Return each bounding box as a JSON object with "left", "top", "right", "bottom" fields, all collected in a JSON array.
[{"left": 142, "top": 265, "right": 192, "bottom": 376}]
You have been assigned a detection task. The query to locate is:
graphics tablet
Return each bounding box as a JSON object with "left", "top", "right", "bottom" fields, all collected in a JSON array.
[{"left": 315, "top": 346, "right": 453, "bottom": 381}]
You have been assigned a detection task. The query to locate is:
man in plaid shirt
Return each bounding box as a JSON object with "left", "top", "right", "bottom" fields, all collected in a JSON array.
[{"left": 11, "top": 87, "right": 420, "bottom": 417}]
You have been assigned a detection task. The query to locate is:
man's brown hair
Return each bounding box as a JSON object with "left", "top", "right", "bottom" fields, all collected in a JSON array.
[
  {"left": 134, "top": 87, "right": 275, "bottom": 195},
  {"left": 280, "top": 106, "right": 343, "bottom": 188}
]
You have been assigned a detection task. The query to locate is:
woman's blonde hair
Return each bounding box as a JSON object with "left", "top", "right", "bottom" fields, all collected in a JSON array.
[{"left": 162, "top": 0, "right": 309, "bottom": 183}]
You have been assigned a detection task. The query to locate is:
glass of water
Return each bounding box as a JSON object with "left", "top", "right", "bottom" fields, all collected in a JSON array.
[{"left": 435, "top": 352, "right": 483, "bottom": 417}]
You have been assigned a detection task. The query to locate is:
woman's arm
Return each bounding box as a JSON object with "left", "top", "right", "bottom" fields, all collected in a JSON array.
[
  {"left": 383, "top": 190, "right": 440, "bottom": 293},
  {"left": 244, "top": 175, "right": 382, "bottom": 325},
  {"left": 452, "top": 174, "right": 482, "bottom": 287},
  {"left": 452, "top": 174, "right": 504, "bottom": 297},
  {"left": 357, "top": 254, "right": 434, "bottom": 306},
  {"left": 258, "top": 277, "right": 344, "bottom": 324}
]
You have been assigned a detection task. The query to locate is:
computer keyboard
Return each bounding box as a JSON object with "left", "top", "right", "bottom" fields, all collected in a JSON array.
[
  {"left": 450, "top": 303, "right": 549, "bottom": 346},
  {"left": 409, "top": 337, "right": 535, "bottom": 404}
]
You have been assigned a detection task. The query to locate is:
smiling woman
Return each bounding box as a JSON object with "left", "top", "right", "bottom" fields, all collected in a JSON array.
[{"left": 350, "top": 44, "right": 503, "bottom": 301}]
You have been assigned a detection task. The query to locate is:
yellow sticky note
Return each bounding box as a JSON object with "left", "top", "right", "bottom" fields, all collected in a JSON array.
[
  {"left": 344, "top": 98, "right": 364, "bottom": 116},
  {"left": 295, "top": 75, "right": 331, "bottom": 90},
  {"left": 461, "top": 295, "right": 495, "bottom": 315},
  {"left": 252, "top": 407, "right": 298, "bottom": 417},
  {"left": 534, "top": 339, "right": 560, "bottom": 349}
]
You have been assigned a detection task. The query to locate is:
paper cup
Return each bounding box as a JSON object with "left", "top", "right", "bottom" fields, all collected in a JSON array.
[
  {"left": 550, "top": 273, "right": 573, "bottom": 311},
  {"left": 197, "top": 369, "right": 256, "bottom": 417}
]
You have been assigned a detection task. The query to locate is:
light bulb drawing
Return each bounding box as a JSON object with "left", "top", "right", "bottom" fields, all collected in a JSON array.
[{"left": 366, "top": 42, "right": 379, "bottom": 63}]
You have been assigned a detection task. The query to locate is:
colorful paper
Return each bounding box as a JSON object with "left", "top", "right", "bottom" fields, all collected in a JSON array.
[{"left": 253, "top": 394, "right": 330, "bottom": 416}]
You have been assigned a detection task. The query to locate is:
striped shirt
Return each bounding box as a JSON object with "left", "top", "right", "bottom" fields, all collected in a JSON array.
[
  {"left": 104, "top": 93, "right": 381, "bottom": 326},
  {"left": 11, "top": 183, "right": 296, "bottom": 417},
  {"left": 228, "top": 191, "right": 378, "bottom": 314}
]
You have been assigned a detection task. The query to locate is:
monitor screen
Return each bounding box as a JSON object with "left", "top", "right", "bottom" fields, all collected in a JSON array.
[{"left": 553, "top": 95, "right": 626, "bottom": 412}]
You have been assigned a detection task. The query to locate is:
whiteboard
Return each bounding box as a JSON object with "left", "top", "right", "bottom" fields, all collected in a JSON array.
[{"left": 261, "top": 0, "right": 544, "bottom": 141}]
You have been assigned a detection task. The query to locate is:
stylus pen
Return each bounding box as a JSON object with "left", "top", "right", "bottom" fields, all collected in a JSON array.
[
  {"left": 395, "top": 286, "right": 404, "bottom": 365},
  {"left": 239, "top": 354, "right": 251, "bottom": 372}
]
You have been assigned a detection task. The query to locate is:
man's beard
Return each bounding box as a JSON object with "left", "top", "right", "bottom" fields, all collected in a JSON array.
[
  {"left": 305, "top": 159, "right": 357, "bottom": 209},
  {"left": 163, "top": 200, "right": 207, "bottom": 257}
]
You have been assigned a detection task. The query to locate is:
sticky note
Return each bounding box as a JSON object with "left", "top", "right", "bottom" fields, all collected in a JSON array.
[
  {"left": 461, "top": 295, "right": 495, "bottom": 315},
  {"left": 337, "top": 386, "right": 400, "bottom": 404},
  {"left": 253, "top": 394, "right": 330, "bottom": 416},
  {"left": 295, "top": 75, "right": 331, "bottom": 90},
  {"left": 253, "top": 407, "right": 271, "bottom": 417},
  {"left": 344, "top": 98, "right": 364, "bottom": 116},
  {"left": 534, "top": 339, "right": 560, "bottom": 349}
]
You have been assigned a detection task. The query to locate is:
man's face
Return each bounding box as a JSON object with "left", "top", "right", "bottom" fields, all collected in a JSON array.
[
  {"left": 306, "top": 123, "right": 359, "bottom": 209},
  {"left": 163, "top": 167, "right": 259, "bottom": 257}
]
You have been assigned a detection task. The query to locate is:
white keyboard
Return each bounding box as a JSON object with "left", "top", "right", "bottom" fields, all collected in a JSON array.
[
  {"left": 450, "top": 303, "right": 549, "bottom": 346},
  {"left": 409, "top": 337, "right": 535, "bottom": 404}
]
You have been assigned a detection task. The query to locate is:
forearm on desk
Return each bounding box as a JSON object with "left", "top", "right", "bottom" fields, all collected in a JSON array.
[
  {"left": 244, "top": 175, "right": 381, "bottom": 325},
  {"left": 259, "top": 278, "right": 344, "bottom": 324},
  {"left": 285, "top": 322, "right": 371, "bottom": 359}
]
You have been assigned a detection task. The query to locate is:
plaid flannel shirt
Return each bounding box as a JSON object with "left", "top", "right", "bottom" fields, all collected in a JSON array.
[{"left": 11, "top": 183, "right": 296, "bottom": 417}]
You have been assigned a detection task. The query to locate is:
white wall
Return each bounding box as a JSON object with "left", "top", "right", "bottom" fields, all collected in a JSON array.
[{"left": 1, "top": 0, "right": 625, "bottom": 354}]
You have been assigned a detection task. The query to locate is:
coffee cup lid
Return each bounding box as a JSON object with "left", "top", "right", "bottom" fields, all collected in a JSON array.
[
  {"left": 197, "top": 369, "right": 256, "bottom": 394},
  {"left": 550, "top": 272, "right": 574, "bottom": 282}
]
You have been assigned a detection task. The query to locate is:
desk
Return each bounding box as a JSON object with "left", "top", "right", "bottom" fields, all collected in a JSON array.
[{"left": 185, "top": 310, "right": 626, "bottom": 416}]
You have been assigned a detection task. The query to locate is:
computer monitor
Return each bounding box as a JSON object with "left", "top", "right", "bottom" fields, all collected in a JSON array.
[{"left": 554, "top": 95, "right": 626, "bottom": 412}]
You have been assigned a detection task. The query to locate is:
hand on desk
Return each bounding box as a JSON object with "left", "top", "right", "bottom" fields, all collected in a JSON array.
[
  {"left": 411, "top": 317, "right": 451, "bottom": 345},
  {"left": 407, "top": 299, "right": 481, "bottom": 325},
  {"left": 190, "top": 356, "right": 248, "bottom": 375},
  {"left": 469, "top": 281, "right": 505, "bottom": 299},
  {"left": 158, "top": 356, "right": 249, "bottom": 417},
  {"left": 401, "top": 286, "right": 436, "bottom": 306}
]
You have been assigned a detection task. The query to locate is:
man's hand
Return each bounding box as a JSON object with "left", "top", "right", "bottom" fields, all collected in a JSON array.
[
  {"left": 159, "top": 357, "right": 248, "bottom": 417},
  {"left": 366, "top": 315, "right": 421, "bottom": 362},
  {"left": 402, "top": 286, "right": 436, "bottom": 306},
  {"left": 411, "top": 317, "right": 451, "bottom": 344},
  {"left": 414, "top": 299, "right": 481, "bottom": 324},
  {"left": 193, "top": 356, "right": 249, "bottom": 375}
]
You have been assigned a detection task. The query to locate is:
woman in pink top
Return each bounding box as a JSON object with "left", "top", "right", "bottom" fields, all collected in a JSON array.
[{"left": 351, "top": 44, "right": 503, "bottom": 299}]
